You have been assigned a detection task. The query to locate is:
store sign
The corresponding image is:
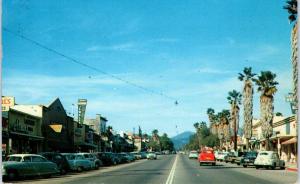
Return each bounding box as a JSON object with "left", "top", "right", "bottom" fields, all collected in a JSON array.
[
  {"left": 78, "top": 99, "right": 87, "bottom": 124},
  {"left": 2, "top": 96, "right": 15, "bottom": 111}
]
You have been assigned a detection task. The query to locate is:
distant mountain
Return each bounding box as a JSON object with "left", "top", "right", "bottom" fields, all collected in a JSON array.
[{"left": 171, "top": 131, "right": 194, "bottom": 150}]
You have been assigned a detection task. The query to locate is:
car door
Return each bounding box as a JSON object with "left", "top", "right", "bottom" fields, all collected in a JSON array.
[{"left": 22, "top": 156, "right": 35, "bottom": 176}]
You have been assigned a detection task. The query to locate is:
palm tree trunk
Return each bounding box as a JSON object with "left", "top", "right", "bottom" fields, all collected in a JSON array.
[{"left": 260, "top": 95, "right": 274, "bottom": 151}]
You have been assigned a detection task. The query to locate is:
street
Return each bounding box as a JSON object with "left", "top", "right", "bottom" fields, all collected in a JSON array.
[{"left": 9, "top": 154, "right": 297, "bottom": 184}]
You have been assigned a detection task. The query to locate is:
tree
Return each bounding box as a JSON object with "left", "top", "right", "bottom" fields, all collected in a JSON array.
[
  {"left": 284, "top": 0, "right": 298, "bottom": 23},
  {"left": 220, "top": 110, "right": 231, "bottom": 145},
  {"left": 253, "top": 71, "right": 278, "bottom": 151},
  {"left": 207, "top": 108, "right": 217, "bottom": 135},
  {"left": 193, "top": 122, "right": 201, "bottom": 149},
  {"left": 159, "top": 133, "right": 174, "bottom": 151},
  {"left": 227, "top": 90, "right": 242, "bottom": 151},
  {"left": 238, "top": 67, "right": 256, "bottom": 150}
]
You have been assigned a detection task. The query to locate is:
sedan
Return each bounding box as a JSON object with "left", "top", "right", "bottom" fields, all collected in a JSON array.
[
  {"left": 198, "top": 149, "right": 216, "bottom": 166},
  {"left": 254, "top": 151, "right": 285, "bottom": 170},
  {"left": 3, "top": 154, "right": 59, "bottom": 180},
  {"left": 61, "top": 153, "right": 93, "bottom": 172}
]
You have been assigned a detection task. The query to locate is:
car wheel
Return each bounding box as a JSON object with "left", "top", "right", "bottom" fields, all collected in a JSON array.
[
  {"left": 77, "top": 166, "right": 83, "bottom": 172},
  {"left": 243, "top": 165, "right": 247, "bottom": 168},
  {"left": 255, "top": 166, "right": 260, "bottom": 169},
  {"left": 199, "top": 162, "right": 202, "bottom": 166},
  {"left": 271, "top": 163, "right": 276, "bottom": 170},
  {"left": 60, "top": 168, "right": 67, "bottom": 175},
  {"left": 237, "top": 163, "right": 240, "bottom": 165},
  {"left": 95, "top": 163, "right": 99, "bottom": 170},
  {"left": 212, "top": 163, "right": 216, "bottom": 166},
  {"left": 7, "top": 170, "right": 18, "bottom": 180}
]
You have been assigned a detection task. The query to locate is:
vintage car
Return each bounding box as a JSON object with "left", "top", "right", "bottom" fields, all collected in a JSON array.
[
  {"left": 216, "top": 151, "right": 229, "bottom": 162},
  {"left": 240, "top": 151, "right": 258, "bottom": 167},
  {"left": 146, "top": 152, "right": 157, "bottom": 160},
  {"left": 234, "top": 151, "right": 248, "bottom": 165},
  {"left": 198, "top": 149, "right": 216, "bottom": 166},
  {"left": 38, "top": 152, "right": 70, "bottom": 174},
  {"left": 2, "top": 154, "right": 59, "bottom": 180},
  {"left": 76, "top": 153, "right": 102, "bottom": 169},
  {"left": 254, "top": 151, "right": 285, "bottom": 170},
  {"left": 188, "top": 150, "right": 198, "bottom": 159},
  {"left": 61, "top": 153, "right": 93, "bottom": 172}
]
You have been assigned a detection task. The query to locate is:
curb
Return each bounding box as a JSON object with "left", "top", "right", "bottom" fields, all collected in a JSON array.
[{"left": 286, "top": 167, "right": 298, "bottom": 172}]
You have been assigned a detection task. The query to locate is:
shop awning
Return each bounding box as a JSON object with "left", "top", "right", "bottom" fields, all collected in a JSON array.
[
  {"left": 281, "top": 137, "right": 297, "bottom": 145},
  {"left": 10, "top": 131, "right": 44, "bottom": 140}
]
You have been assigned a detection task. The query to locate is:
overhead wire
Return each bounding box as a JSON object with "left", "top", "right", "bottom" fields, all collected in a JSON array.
[{"left": 3, "top": 27, "right": 178, "bottom": 103}]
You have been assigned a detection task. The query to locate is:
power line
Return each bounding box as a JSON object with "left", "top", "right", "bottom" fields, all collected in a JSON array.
[{"left": 3, "top": 27, "right": 178, "bottom": 102}]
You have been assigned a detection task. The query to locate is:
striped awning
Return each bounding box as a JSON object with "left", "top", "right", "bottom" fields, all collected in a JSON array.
[{"left": 281, "top": 137, "right": 297, "bottom": 145}]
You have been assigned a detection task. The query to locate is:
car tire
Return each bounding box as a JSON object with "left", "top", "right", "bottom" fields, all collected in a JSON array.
[
  {"left": 255, "top": 166, "right": 260, "bottom": 169},
  {"left": 60, "top": 168, "right": 66, "bottom": 175},
  {"left": 271, "top": 163, "right": 276, "bottom": 170},
  {"left": 7, "top": 170, "right": 18, "bottom": 180},
  {"left": 243, "top": 165, "right": 247, "bottom": 168},
  {"left": 237, "top": 163, "right": 240, "bottom": 165},
  {"left": 77, "top": 166, "right": 83, "bottom": 172},
  {"left": 212, "top": 163, "right": 216, "bottom": 166},
  {"left": 95, "top": 163, "right": 99, "bottom": 170}
]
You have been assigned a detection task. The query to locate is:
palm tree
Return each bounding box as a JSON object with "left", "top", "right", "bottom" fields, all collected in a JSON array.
[
  {"left": 253, "top": 71, "right": 278, "bottom": 151},
  {"left": 216, "top": 112, "right": 224, "bottom": 148},
  {"left": 220, "top": 110, "right": 231, "bottom": 143},
  {"left": 284, "top": 0, "right": 298, "bottom": 123},
  {"left": 193, "top": 122, "right": 201, "bottom": 149},
  {"left": 238, "top": 67, "right": 256, "bottom": 150},
  {"left": 207, "top": 108, "right": 217, "bottom": 134},
  {"left": 227, "top": 90, "right": 242, "bottom": 151},
  {"left": 284, "top": 0, "right": 298, "bottom": 23}
]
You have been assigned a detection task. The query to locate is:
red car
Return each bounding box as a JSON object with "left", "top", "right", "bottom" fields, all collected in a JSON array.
[{"left": 198, "top": 149, "right": 216, "bottom": 166}]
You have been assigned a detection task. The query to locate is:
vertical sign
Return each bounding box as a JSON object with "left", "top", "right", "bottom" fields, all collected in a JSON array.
[{"left": 78, "top": 99, "right": 87, "bottom": 124}]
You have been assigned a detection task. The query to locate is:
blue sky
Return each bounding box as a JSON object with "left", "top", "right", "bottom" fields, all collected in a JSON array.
[{"left": 2, "top": 0, "right": 294, "bottom": 137}]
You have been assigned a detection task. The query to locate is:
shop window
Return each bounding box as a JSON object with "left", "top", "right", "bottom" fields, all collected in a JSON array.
[
  {"left": 25, "top": 119, "right": 35, "bottom": 126},
  {"left": 27, "top": 127, "right": 33, "bottom": 132},
  {"left": 286, "top": 123, "right": 290, "bottom": 135}
]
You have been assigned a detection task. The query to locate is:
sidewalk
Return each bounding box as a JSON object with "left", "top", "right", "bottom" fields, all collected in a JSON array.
[{"left": 286, "top": 162, "right": 298, "bottom": 172}]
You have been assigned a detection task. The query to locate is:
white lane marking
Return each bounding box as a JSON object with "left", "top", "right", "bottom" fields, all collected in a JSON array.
[{"left": 166, "top": 155, "right": 178, "bottom": 184}]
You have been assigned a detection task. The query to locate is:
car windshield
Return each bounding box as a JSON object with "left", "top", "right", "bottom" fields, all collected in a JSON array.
[
  {"left": 190, "top": 151, "right": 197, "bottom": 154},
  {"left": 64, "top": 154, "right": 75, "bottom": 160},
  {"left": 6, "top": 156, "right": 22, "bottom": 162}
]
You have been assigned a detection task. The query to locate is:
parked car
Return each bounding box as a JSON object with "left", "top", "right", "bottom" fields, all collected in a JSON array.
[
  {"left": 126, "top": 153, "right": 136, "bottom": 162},
  {"left": 198, "top": 149, "right": 216, "bottom": 166},
  {"left": 234, "top": 152, "right": 248, "bottom": 165},
  {"left": 188, "top": 151, "right": 198, "bottom": 159},
  {"left": 38, "top": 152, "right": 70, "bottom": 175},
  {"left": 225, "top": 151, "right": 244, "bottom": 163},
  {"left": 147, "top": 152, "right": 157, "bottom": 160},
  {"left": 240, "top": 151, "right": 257, "bottom": 167},
  {"left": 140, "top": 152, "right": 147, "bottom": 159},
  {"left": 131, "top": 152, "right": 142, "bottom": 160},
  {"left": 254, "top": 151, "right": 285, "bottom": 170},
  {"left": 61, "top": 153, "right": 93, "bottom": 172},
  {"left": 97, "top": 152, "right": 118, "bottom": 166},
  {"left": 3, "top": 154, "right": 59, "bottom": 180},
  {"left": 76, "top": 153, "right": 101, "bottom": 169},
  {"left": 216, "top": 151, "right": 229, "bottom": 162}
]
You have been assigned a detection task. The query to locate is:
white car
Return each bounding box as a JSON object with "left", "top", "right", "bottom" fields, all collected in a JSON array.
[
  {"left": 254, "top": 151, "right": 285, "bottom": 170},
  {"left": 216, "top": 152, "right": 229, "bottom": 162},
  {"left": 188, "top": 151, "right": 198, "bottom": 159},
  {"left": 146, "top": 152, "right": 157, "bottom": 160}
]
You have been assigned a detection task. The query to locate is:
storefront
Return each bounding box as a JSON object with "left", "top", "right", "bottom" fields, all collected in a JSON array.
[{"left": 6, "top": 109, "right": 44, "bottom": 154}]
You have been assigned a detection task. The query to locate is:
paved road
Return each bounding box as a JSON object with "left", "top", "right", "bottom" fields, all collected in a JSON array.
[{"left": 8, "top": 154, "right": 298, "bottom": 184}]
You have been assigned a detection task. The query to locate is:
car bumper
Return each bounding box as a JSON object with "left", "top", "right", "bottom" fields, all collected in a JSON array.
[{"left": 199, "top": 161, "right": 216, "bottom": 163}]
